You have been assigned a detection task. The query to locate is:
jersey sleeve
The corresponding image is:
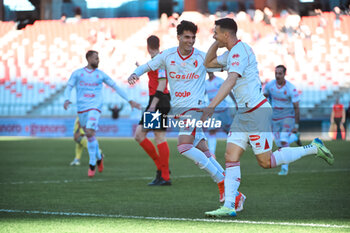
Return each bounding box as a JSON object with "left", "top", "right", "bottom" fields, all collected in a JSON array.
[
  {"left": 289, "top": 84, "right": 300, "bottom": 103},
  {"left": 147, "top": 51, "right": 166, "bottom": 71},
  {"left": 64, "top": 70, "right": 78, "bottom": 101},
  {"left": 216, "top": 51, "right": 229, "bottom": 67},
  {"left": 102, "top": 72, "right": 130, "bottom": 102},
  {"left": 228, "top": 47, "right": 248, "bottom": 76}
]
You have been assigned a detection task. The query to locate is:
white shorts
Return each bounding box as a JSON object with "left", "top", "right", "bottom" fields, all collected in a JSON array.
[
  {"left": 78, "top": 109, "right": 101, "bottom": 131},
  {"left": 272, "top": 117, "right": 295, "bottom": 147},
  {"left": 227, "top": 101, "right": 273, "bottom": 154},
  {"left": 176, "top": 108, "right": 207, "bottom": 147}
]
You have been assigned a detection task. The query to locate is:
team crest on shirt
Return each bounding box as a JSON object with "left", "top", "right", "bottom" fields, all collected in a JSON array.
[
  {"left": 193, "top": 60, "right": 198, "bottom": 68},
  {"left": 96, "top": 74, "right": 99, "bottom": 78},
  {"left": 170, "top": 60, "right": 175, "bottom": 66},
  {"left": 81, "top": 73, "right": 84, "bottom": 77},
  {"left": 284, "top": 90, "right": 287, "bottom": 95}
]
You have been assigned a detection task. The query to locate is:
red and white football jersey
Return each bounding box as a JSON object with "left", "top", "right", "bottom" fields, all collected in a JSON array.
[
  {"left": 217, "top": 40, "right": 265, "bottom": 110},
  {"left": 264, "top": 79, "right": 300, "bottom": 120},
  {"left": 145, "top": 47, "right": 207, "bottom": 110}
]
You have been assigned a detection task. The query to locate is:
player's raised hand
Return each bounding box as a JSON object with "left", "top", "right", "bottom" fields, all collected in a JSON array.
[
  {"left": 128, "top": 73, "right": 139, "bottom": 85},
  {"left": 63, "top": 100, "right": 71, "bottom": 110},
  {"left": 129, "top": 100, "right": 141, "bottom": 110},
  {"left": 200, "top": 107, "right": 214, "bottom": 122}
]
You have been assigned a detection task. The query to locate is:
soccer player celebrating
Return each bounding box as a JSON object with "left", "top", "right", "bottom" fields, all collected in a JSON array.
[
  {"left": 264, "top": 65, "right": 302, "bottom": 175},
  {"left": 205, "top": 72, "right": 237, "bottom": 154},
  {"left": 64, "top": 50, "right": 141, "bottom": 177},
  {"left": 134, "top": 35, "right": 171, "bottom": 186},
  {"left": 202, "top": 18, "right": 334, "bottom": 217},
  {"left": 128, "top": 20, "right": 245, "bottom": 208}
]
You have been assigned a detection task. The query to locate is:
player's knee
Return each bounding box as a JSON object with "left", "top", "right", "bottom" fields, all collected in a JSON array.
[
  {"left": 177, "top": 144, "right": 193, "bottom": 154},
  {"left": 134, "top": 132, "right": 146, "bottom": 143},
  {"left": 85, "top": 129, "right": 95, "bottom": 138},
  {"left": 258, "top": 160, "right": 271, "bottom": 169},
  {"left": 154, "top": 135, "right": 166, "bottom": 145}
]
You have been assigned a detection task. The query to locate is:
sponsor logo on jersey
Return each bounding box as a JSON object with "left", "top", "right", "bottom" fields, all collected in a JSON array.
[
  {"left": 96, "top": 74, "right": 99, "bottom": 78},
  {"left": 175, "top": 91, "right": 191, "bottom": 97},
  {"left": 169, "top": 72, "right": 199, "bottom": 79},
  {"left": 79, "top": 81, "right": 99, "bottom": 86},
  {"left": 84, "top": 93, "right": 95, "bottom": 98},
  {"left": 170, "top": 60, "right": 175, "bottom": 65},
  {"left": 249, "top": 135, "right": 260, "bottom": 141},
  {"left": 232, "top": 54, "right": 240, "bottom": 59}
]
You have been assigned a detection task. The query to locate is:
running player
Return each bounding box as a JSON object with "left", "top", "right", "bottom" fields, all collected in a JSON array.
[
  {"left": 202, "top": 18, "right": 334, "bottom": 217},
  {"left": 64, "top": 50, "right": 140, "bottom": 177},
  {"left": 134, "top": 35, "right": 171, "bottom": 186},
  {"left": 264, "top": 65, "right": 301, "bottom": 175},
  {"left": 128, "top": 20, "right": 245, "bottom": 208},
  {"left": 205, "top": 72, "right": 237, "bottom": 154}
]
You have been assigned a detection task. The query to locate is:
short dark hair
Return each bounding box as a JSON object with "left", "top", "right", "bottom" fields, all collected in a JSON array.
[
  {"left": 275, "top": 65, "right": 287, "bottom": 73},
  {"left": 215, "top": 18, "right": 238, "bottom": 35},
  {"left": 147, "top": 35, "right": 160, "bottom": 50},
  {"left": 176, "top": 20, "right": 198, "bottom": 35},
  {"left": 86, "top": 50, "right": 98, "bottom": 60}
]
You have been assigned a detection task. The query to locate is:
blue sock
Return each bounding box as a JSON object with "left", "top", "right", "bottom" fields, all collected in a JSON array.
[{"left": 87, "top": 136, "right": 98, "bottom": 166}]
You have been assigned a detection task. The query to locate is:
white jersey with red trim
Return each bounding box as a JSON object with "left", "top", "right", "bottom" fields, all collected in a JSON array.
[
  {"left": 217, "top": 40, "right": 265, "bottom": 111},
  {"left": 146, "top": 47, "right": 207, "bottom": 111},
  {"left": 263, "top": 79, "right": 300, "bottom": 120},
  {"left": 205, "top": 76, "right": 228, "bottom": 109},
  {"left": 64, "top": 67, "right": 129, "bottom": 113}
]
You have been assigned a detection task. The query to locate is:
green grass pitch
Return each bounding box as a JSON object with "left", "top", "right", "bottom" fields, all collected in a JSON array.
[{"left": 0, "top": 138, "right": 349, "bottom": 232}]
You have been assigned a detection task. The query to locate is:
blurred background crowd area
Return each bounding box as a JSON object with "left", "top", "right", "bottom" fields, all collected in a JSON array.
[{"left": 0, "top": 0, "right": 349, "bottom": 120}]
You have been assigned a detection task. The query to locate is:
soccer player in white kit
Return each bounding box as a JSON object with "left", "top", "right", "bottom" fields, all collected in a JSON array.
[
  {"left": 201, "top": 18, "right": 334, "bottom": 217},
  {"left": 64, "top": 50, "right": 140, "bottom": 177},
  {"left": 128, "top": 21, "right": 245, "bottom": 208},
  {"left": 205, "top": 72, "right": 237, "bottom": 154},
  {"left": 264, "top": 65, "right": 301, "bottom": 175}
]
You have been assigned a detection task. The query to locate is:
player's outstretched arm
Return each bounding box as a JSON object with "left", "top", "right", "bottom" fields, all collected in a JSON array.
[
  {"left": 127, "top": 73, "right": 140, "bottom": 85},
  {"left": 129, "top": 100, "right": 141, "bottom": 110},
  {"left": 63, "top": 100, "right": 71, "bottom": 110}
]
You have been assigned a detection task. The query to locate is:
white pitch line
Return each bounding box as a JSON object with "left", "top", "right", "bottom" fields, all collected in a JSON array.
[
  {"left": 0, "top": 209, "right": 349, "bottom": 229},
  {"left": 0, "top": 168, "right": 349, "bottom": 185}
]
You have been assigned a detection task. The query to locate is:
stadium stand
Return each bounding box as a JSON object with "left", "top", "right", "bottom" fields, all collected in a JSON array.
[{"left": 0, "top": 13, "right": 349, "bottom": 118}]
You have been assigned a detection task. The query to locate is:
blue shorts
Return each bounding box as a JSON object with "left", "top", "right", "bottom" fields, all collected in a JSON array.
[{"left": 78, "top": 109, "right": 101, "bottom": 131}]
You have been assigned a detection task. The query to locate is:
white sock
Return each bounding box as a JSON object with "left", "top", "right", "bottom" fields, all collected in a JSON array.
[
  {"left": 87, "top": 136, "right": 98, "bottom": 166},
  {"left": 204, "top": 151, "right": 225, "bottom": 174},
  {"left": 223, "top": 162, "right": 241, "bottom": 209},
  {"left": 95, "top": 143, "right": 102, "bottom": 160},
  {"left": 272, "top": 145, "right": 317, "bottom": 167},
  {"left": 288, "top": 133, "right": 298, "bottom": 144},
  {"left": 208, "top": 134, "right": 217, "bottom": 154},
  {"left": 178, "top": 144, "right": 224, "bottom": 183}
]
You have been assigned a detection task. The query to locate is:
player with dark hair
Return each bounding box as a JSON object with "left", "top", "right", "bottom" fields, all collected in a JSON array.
[
  {"left": 134, "top": 35, "right": 172, "bottom": 186},
  {"left": 64, "top": 50, "right": 141, "bottom": 177},
  {"left": 202, "top": 18, "right": 334, "bottom": 217},
  {"left": 128, "top": 20, "right": 245, "bottom": 208}
]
